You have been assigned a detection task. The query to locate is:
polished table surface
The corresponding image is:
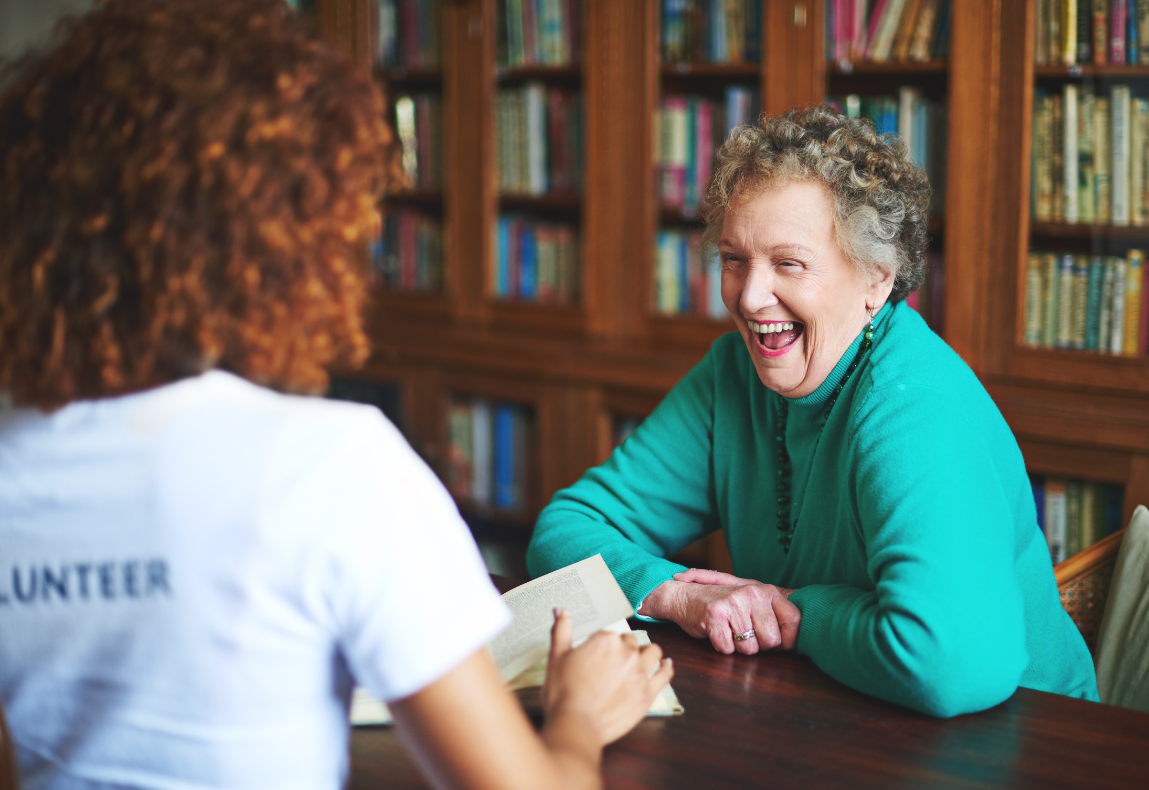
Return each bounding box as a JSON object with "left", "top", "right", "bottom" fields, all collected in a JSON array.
[{"left": 348, "top": 578, "right": 1149, "bottom": 789}]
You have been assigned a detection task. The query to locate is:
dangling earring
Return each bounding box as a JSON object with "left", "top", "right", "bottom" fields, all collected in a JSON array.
[{"left": 862, "top": 306, "right": 876, "bottom": 351}]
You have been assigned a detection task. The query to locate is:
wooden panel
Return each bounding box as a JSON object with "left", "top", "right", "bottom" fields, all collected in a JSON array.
[
  {"left": 989, "top": 381, "right": 1149, "bottom": 455},
  {"left": 763, "top": 0, "right": 824, "bottom": 115},
  {"left": 1016, "top": 439, "right": 1131, "bottom": 484},
  {"left": 441, "top": 0, "right": 493, "bottom": 322},
  {"left": 582, "top": 0, "right": 659, "bottom": 341},
  {"left": 942, "top": 0, "right": 1002, "bottom": 371},
  {"left": 538, "top": 384, "right": 604, "bottom": 500}
]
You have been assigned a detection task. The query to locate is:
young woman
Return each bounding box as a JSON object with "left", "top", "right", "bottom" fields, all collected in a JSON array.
[{"left": 0, "top": 2, "right": 672, "bottom": 788}]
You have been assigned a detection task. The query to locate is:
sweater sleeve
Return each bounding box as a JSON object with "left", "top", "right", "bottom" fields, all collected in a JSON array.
[
  {"left": 788, "top": 381, "right": 1030, "bottom": 718},
  {"left": 527, "top": 349, "right": 721, "bottom": 609}
]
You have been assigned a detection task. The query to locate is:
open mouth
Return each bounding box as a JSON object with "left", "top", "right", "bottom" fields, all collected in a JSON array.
[{"left": 747, "top": 319, "right": 804, "bottom": 354}]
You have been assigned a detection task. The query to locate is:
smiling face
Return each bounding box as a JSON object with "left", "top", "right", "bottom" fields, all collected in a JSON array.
[{"left": 719, "top": 181, "right": 894, "bottom": 398}]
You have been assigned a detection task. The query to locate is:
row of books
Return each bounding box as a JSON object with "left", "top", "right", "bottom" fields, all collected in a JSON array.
[
  {"left": 1033, "top": 85, "right": 1149, "bottom": 225},
  {"left": 394, "top": 94, "right": 442, "bottom": 190},
  {"left": 657, "top": 88, "right": 759, "bottom": 211},
  {"left": 1033, "top": 475, "right": 1125, "bottom": 564},
  {"left": 824, "top": 0, "right": 951, "bottom": 66},
  {"left": 1033, "top": 0, "right": 1149, "bottom": 66},
  {"left": 1022, "top": 250, "right": 1147, "bottom": 355},
  {"left": 372, "top": 209, "right": 443, "bottom": 293},
  {"left": 497, "top": 0, "right": 581, "bottom": 68},
  {"left": 828, "top": 89, "right": 947, "bottom": 212},
  {"left": 375, "top": 0, "right": 441, "bottom": 69},
  {"left": 446, "top": 400, "right": 533, "bottom": 511},
  {"left": 496, "top": 84, "right": 583, "bottom": 196},
  {"left": 493, "top": 216, "right": 580, "bottom": 303},
  {"left": 654, "top": 228, "right": 726, "bottom": 319},
  {"left": 660, "top": 0, "right": 763, "bottom": 64}
]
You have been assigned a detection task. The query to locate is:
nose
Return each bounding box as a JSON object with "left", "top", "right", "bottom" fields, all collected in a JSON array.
[{"left": 741, "top": 261, "right": 779, "bottom": 315}]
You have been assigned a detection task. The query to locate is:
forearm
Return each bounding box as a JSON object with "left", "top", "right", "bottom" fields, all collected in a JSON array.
[{"left": 540, "top": 710, "right": 602, "bottom": 790}]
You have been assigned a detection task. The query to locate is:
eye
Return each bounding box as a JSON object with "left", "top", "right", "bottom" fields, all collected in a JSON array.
[{"left": 721, "top": 253, "right": 745, "bottom": 270}]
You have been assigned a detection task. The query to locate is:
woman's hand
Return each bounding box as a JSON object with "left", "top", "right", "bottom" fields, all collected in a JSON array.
[
  {"left": 638, "top": 569, "right": 801, "bottom": 655},
  {"left": 543, "top": 609, "right": 674, "bottom": 746}
]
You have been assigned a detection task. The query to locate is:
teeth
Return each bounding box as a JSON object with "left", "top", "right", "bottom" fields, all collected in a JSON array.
[{"left": 747, "top": 321, "right": 795, "bottom": 334}]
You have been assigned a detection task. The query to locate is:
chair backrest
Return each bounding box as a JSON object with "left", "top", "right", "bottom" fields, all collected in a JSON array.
[
  {"left": 0, "top": 698, "right": 19, "bottom": 790},
  {"left": 1056, "top": 528, "right": 1126, "bottom": 655}
]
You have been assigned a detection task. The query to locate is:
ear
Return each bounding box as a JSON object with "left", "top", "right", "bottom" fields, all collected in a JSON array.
[{"left": 865, "top": 264, "right": 896, "bottom": 312}]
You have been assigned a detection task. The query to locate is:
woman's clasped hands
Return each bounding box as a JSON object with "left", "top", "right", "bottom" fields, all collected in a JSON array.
[{"left": 638, "top": 569, "right": 802, "bottom": 656}]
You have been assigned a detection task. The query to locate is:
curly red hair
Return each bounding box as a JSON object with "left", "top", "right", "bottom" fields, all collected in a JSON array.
[{"left": 0, "top": 0, "right": 404, "bottom": 410}]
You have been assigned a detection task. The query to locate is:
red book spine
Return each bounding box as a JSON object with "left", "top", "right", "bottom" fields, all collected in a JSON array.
[
  {"left": 547, "top": 88, "right": 565, "bottom": 191},
  {"left": 1095, "top": 1, "right": 1109, "bottom": 65},
  {"left": 1112, "top": 0, "right": 1128, "bottom": 64},
  {"left": 864, "top": 0, "right": 890, "bottom": 60},
  {"left": 522, "top": 0, "right": 537, "bottom": 66}
]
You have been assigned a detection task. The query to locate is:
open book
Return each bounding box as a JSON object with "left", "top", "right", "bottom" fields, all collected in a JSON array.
[{"left": 351, "top": 555, "right": 683, "bottom": 725}]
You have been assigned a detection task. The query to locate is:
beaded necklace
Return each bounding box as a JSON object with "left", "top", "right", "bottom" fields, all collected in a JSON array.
[{"left": 775, "top": 317, "right": 875, "bottom": 552}]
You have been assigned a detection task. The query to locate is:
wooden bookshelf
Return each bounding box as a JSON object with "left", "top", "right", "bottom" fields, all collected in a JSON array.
[
  {"left": 983, "top": 0, "right": 1149, "bottom": 525},
  {"left": 319, "top": 0, "right": 1149, "bottom": 534}
]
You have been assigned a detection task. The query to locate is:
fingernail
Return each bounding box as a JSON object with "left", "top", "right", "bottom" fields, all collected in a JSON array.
[{"left": 553, "top": 607, "right": 563, "bottom": 618}]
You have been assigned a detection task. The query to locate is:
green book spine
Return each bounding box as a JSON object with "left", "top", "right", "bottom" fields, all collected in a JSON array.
[
  {"left": 1081, "top": 482, "right": 1100, "bottom": 549},
  {"left": 1042, "top": 253, "right": 1061, "bottom": 346},
  {"left": 1085, "top": 256, "right": 1105, "bottom": 349}
]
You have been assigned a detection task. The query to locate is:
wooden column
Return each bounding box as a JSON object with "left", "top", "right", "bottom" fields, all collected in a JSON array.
[
  {"left": 763, "top": 0, "right": 825, "bottom": 116},
  {"left": 942, "top": 0, "right": 1002, "bottom": 372},
  {"left": 582, "top": 0, "right": 659, "bottom": 341}
]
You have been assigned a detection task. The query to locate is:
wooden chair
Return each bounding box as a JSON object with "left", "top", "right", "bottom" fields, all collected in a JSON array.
[
  {"left": 1055, "top": 528, "right": 1126, "bottom": 655},
  {"left": 0, "top": 699, "right": 19, "bottom": 790}
]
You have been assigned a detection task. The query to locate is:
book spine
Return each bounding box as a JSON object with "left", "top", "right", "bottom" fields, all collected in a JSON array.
[
  {"left": 1079, "top": 90, "right": 1096, "bottom": 223},
  {"left": 1035, "top": 95, "right": 1053, "bottom": 221},
  {"left": 493, "top": 405, "right": 515, "bottom": 509},
  {"left": 1113, "top": 0, "right": 1129, "bottom": 62},
  {"left": 1081, "top": 482, "right": 1100, "bottom": 549},
  {"left": 1141, "top": 251, "right": 1149, "bottom": 354},
  {"left": 1099, "top": 257, "right": 1115, "bottom": 350},
  {"left": 1045, "top": 478, "right": 1068, "bottom": 564},
  {"left": 1095, "top": 0, "right": 1109, "bottom": 65},
  {"left": 1065, "top": 480, "right": 1083, "bottom": 557},
  {"left": 1064, "top": 84, "right": 1079, "bottom": 222},
  {"left": 894, "top": 0, "right": 924, "bottom": 62},
  {"left": 1042, "top": 252, "right": 1061, "bottom": 346},
  {"left": 1049, "top": 0, "right": 1063, "bottom": 62},
  {"left": 910, "top": 0, "right": 941, "bottom": 62},
  {"left": 1110, "top": 256, "right": 1127, "bottom": 353},
  {"left": 1063, "top": 0, "right": 1079, "bottom": 64},
  {"left": 677, "top": 230, "right": 689, "bottom": 313},
  {"left": 472, "top": 399, "right": 492, "bottom": 506},
  {"left": 1133, "top": 98, "right": 1149, "bottom": 225},
  {"left": 1033, "top": 476, "right": 1046, "bottom": 533},
  {"left": 1025, "top": 253, "right": 1044, "bottom": 345},
  {"left": 1131, "top": 0, "right": 1141, "bottom": 62},
  {"left": 1112, "top": 85, "right": 1132, "bottom": 225},
  {"left": 1086, "top": 255, "right": 1105, "bottom": 349},
  {"left": 1053, "top": 94, "right": 1065, "bottom": 221},
  {"left": 1071, "top": 255, "right": 1090, "bottom": 348},
  {"left": 1057, "top": 253, "right": 1075, "bottom": 347},
  {"left": 1141, "top": 0, "right": 1149, "bottom": 63},
  {"left": 1080, "top": 0, "right": 1095, "bottom": 61},
  {"left": 1095, "top": 96, "right": 1112, "bottom": 222},
  {"left": 519, "top": 223, "right": 537, "bottom": 299},
  {"left": 898, "top": 86, "right": 920, "bottom": 153},
  {"left": 1124, "top": 247, "right": 1144, "bottom": 354}
]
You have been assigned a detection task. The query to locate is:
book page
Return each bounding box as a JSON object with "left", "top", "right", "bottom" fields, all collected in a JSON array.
[
  {"left": 490, "top": 554, "right": 635, "bottom": 682},
  {"left": 350, "top": 555, "right": 682, "bottom": 726}
]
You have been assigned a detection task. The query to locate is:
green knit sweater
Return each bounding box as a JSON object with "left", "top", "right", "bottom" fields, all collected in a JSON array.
[{"left": 528, "top": 302, "right": 1099, "bottom": 717}]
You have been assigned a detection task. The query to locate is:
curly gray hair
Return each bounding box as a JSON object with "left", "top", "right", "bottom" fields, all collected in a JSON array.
[{"left": 702, "top": 104, "right": 931, "bottom": 304}]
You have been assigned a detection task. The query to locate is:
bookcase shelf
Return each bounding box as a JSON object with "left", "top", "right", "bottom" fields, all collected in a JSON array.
[
  {"left": 319, "top": 0, "right": 1149, "bottom": 538},
  {"left": 829, "top": 59, "right": 947, "bottom": 75},
  {"left": 1034, "top": 64, "right": 1149, "bottom": 79},
  {"left": 1030, "top": 221, "right": 1149, "bottom": 241}
]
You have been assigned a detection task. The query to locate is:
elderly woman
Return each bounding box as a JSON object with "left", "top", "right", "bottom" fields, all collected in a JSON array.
[
  {"left": 528, "top": 105, "right": 1098, "bottom": 717},
  {"left": 0, "top": 2, "right": 670, "bottom": 788}
]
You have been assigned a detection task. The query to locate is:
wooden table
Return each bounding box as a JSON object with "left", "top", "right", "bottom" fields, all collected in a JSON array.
[{"left": 348, "top": 579, "right": 1149, "bottom": 789}]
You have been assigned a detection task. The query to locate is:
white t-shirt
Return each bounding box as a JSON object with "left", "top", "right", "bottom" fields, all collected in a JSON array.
[{"left": 0, "top": 371, "right": 511, "bottom": 789}]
